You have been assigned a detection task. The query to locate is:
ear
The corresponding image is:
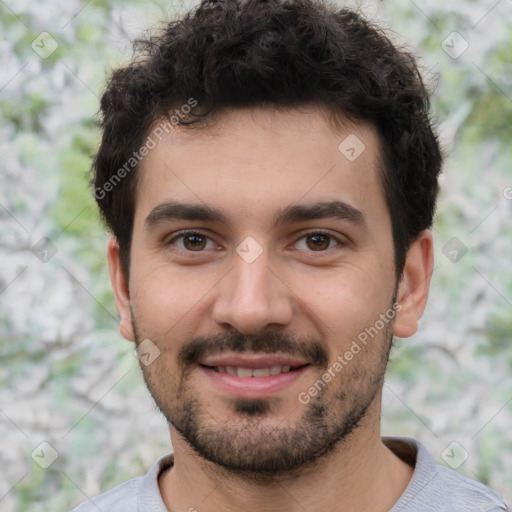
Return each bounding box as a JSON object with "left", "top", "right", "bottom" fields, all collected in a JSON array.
[
  {"left": 107, "top": 235, "right": 135, "bottom": 342},
  {"left": 393, "top": 230, "right": 434, "bottom": 338}
]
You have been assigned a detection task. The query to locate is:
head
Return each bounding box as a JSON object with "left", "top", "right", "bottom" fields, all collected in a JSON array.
[{"left": 97, "top": 0, "right": 441, "bottom": 477}]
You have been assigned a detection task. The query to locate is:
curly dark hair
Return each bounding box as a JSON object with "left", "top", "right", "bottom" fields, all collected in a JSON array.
[{"left": 93, "top": 0, "right": 442, "bottom": 278}]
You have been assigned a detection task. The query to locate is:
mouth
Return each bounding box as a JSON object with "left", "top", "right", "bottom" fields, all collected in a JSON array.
[
  {"left": 197, "top": 354, "right": 312, "bottom": 398},
  {"left": 200, "top": 364, "right": 309, "bottom": 377}
]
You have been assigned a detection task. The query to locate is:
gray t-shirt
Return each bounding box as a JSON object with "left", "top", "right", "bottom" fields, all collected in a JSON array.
[{"left": 69, "top": 437, "right": 509, "bottom": 511}]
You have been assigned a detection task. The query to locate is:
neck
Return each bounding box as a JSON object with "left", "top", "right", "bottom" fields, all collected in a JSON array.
[{"left": 159, "top": 403, "right": 414, "bottom": 512}]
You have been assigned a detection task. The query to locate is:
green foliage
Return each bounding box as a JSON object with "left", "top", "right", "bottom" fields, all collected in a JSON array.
[{"left": 478, "top": 312, "right": 512, "bottom": 365}]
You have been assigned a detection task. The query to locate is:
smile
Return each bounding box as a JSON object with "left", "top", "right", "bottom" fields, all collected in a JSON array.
[
  {"left": 202, "top": 364, "right": 306, "bottom": 377},
  {"left": 198, "top": 357, "right": 311, "bottom": 398}
]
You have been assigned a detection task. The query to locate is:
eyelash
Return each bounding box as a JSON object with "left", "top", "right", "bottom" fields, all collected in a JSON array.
[{"left": 167, "top": 229, "right": 345, "bottom": 253}]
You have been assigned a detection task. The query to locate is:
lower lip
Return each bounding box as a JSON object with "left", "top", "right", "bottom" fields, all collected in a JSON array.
[{"left": 199, "top": 365, "right": 310, "bottom": 398}]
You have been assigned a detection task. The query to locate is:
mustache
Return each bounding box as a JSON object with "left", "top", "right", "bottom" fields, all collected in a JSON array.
[{"left": 178, "top": 330, "right": 329, "bottom": 370}]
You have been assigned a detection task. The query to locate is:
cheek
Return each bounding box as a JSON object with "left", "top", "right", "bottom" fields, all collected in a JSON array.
[
  {"left": 130, "top": 261, "right": 218, "bottom": 338},
  {"left": 289, "top": 266, "right": 391, "bottom": 340}
]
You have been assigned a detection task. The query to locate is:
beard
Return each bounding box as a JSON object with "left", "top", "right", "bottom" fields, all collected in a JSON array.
[{"left": 132, "top": 303, "right": 395, "bottom": 479}]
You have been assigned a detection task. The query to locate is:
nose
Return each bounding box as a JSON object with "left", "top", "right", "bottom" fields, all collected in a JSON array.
[{"left": 211, "top": 249, "right": 294, "bottom": 335}]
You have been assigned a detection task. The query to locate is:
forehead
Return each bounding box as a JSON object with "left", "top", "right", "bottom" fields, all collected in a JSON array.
[{"left": 135, "top": 107, "right": 388, "bottom": 233}]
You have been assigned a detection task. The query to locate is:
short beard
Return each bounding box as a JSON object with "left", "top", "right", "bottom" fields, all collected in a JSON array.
[
  {"left": 133, "top": 304, "right": 395, "bottom": 479},
  {"left": 168, "top": 386, "right": 375, "bottom": 481}
]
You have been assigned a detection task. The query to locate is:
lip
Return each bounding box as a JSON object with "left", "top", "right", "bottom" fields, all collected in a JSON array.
[
  {"left": 198, "top": 363, "right": 311, "bottom": 398},
  {"left": 200, "top": 353, "right": 309, "bottom": 369}
]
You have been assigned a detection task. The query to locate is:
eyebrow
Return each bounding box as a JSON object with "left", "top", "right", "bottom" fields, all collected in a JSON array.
[
  {"left": 145, "top": 201, "right": 231, "bottom": 230},
  {"left": 273, "top": 201, "right": 367, "bottom": 230},
  {"left": 144, "top": 200, "right": 368, "bottom": 231}
]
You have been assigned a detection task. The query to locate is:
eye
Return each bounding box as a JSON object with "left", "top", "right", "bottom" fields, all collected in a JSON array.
[
  {"left": 293, "top": 231, "right": 342, "bottom": 252},
  {"left": 168, "top": 230, "right": 217, "bottom": 252}
]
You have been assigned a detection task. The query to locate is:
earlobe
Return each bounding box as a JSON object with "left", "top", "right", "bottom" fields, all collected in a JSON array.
[
  {"left": 393, "top": 230, "right": 434, "bottom": 339},
  {"left": 107, "top": 236, "right": 135, "bottom": 342}
]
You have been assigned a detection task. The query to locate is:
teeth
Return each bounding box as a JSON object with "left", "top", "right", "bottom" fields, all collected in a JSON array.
[
  {"left": 252, "top": 368, "right": 270, "bottom": 377},
  {"left": 213, "top": 365, "right": 295, "bottom": 377},
  {"left": 270, "top": 366, "right": 281, "bottom": 375},
  {"left": 237, "top": 367, "right": 253, "bottom": 378}
]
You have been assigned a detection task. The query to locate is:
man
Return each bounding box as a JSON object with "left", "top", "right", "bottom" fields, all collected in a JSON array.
[{"left": 72, "top": 0, "right": 509, "bottom": 510}]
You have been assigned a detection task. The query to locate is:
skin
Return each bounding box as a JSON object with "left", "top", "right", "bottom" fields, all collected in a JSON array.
[{"left": 108, "top": 106, "right": 433, "bottom": 512}]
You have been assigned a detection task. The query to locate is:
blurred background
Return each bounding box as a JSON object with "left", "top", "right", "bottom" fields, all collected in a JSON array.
[{"left": 0, "top": 0, "right": 511, "bottom": 510}]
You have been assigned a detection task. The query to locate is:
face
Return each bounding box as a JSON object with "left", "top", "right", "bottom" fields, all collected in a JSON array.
[{"left": 110, "top": 107, "right": 426, "bottom": 476}]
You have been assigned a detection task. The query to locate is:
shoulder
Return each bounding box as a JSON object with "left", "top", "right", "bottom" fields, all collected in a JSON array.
[
  {"left": 68, "top": 476, "right": 142, "bottom": 512},
  {"left": 66, "top": 452, "right": 174, "bottom": 512},
  {"left": 385, "top": 437, "right": 510, "bottom": 512},
  {"left": 431, "top": 464, "right": 509, "bottom": 511}
]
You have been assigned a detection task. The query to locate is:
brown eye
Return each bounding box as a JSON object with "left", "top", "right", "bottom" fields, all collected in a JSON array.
[
  {"left": 169, "top": 231, "right": 215, "bottom": 252},
  {"left": 305, "top": 234, "right": 331, "bottom": 251},
  {"left": 294, "top": 231, "right": 342, "bottom": 252},
  {"left": 183, "top": 233, "right": 207, "bottom": 251}
]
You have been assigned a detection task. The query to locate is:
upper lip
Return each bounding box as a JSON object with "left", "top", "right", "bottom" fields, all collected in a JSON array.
[{"left": 199, "top": 354, "right": 310, "bottom": 369}]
